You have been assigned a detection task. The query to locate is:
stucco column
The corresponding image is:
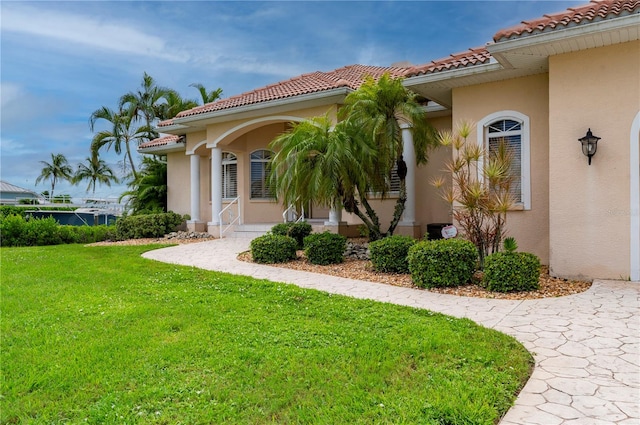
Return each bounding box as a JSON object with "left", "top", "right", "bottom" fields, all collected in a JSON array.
[
  {"left": 209, "top": 147, "right": 223, "bottom": 226},
  {"left": 189, "top": 154, "right": 201, "bottom": 222},
  {"left": 325, "top": 206, "right": 343, "bottom": 226},
  {"left": 400, "top": 123, "right": 416, "bottom": 224}
]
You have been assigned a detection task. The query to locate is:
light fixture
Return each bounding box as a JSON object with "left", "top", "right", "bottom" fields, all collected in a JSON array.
[{"left": 578, "top": 128, "right": 601, "bottom": 165}]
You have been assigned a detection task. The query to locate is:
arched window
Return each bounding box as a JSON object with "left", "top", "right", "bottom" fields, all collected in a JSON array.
[
  {"left": 250, "top": 149, "right": 274, "bottom": 199},
  {"left": 478, "top": 111, "right": 531, "bottom": 210},
  {"left": 222, "top": 152, "right": 237, "bottom": 199}
]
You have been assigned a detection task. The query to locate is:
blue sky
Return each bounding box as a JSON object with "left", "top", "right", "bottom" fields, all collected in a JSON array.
[{"left": 1, "top": 0, "right": 582, "bottom": 201}]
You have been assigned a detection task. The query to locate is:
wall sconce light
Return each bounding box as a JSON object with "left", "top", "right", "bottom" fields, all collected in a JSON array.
[{"left": 578, "top": 128, "right": 601, "bottom": 165}]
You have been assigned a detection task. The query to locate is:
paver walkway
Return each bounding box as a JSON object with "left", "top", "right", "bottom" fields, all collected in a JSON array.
[{"left": 143, "top": 238, "right": 640, "bottom": 425}]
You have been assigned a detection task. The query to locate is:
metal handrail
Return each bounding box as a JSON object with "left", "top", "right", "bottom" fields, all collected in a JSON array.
[
  {"left": 283, "top": 204, "right": 305, "bottom": 223},
  {"left": 219, "top": 197, "right": 241, "bottom": 239}
]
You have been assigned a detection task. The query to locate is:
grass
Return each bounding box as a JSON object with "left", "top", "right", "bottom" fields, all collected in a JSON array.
[{"left": 1, "top": 244, "right": 533, "bottom": 424}]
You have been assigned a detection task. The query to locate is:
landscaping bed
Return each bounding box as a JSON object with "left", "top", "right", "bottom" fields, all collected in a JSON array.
[{"left": 238, "top": 249, "right": 592, "bottom": 301}]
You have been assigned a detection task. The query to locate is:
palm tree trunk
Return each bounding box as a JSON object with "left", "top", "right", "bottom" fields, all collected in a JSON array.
[
  {"left": 125, "top": 143, "right": 138, "bottom": 179},
  {"left": 387, "top": 179, "right": 407, "bottom": 236}
]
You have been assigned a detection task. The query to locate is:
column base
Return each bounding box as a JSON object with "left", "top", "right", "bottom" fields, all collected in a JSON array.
[
  {"left": 187, "top": 220, "right": 207, "bottom": 232},
  {"left": 207, "top": 222, "right": 221, "bottom": 237},
  {"left": 395, "top": 223, "right": 422, "bottom": 239}
]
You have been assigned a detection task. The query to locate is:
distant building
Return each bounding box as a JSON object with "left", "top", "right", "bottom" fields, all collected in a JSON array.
[{"left": 0, "top": 181, "right": 43, "bottom": 205}]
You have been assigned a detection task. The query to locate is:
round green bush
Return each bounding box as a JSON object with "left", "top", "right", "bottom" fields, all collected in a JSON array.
[
  {"left": 271, "top": 221, "right": 312, "bottom": 249},
  {"left": 250, "top": 234, "right": 297, "bottom": 264},
  {"left": 369, "top": 235, "right": 416, "bottom": 273},
  {"left": 303, "top": 232, "right": 346, "bottom": 265},
  {"left": 408, "top": 238, "right": 478, "bottom": 288},
  {"left": 483, "top": 252, "right": 541, "bottom": 292}
]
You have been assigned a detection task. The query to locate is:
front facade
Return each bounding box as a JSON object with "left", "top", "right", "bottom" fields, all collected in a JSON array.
[{"left": 140, "top": 0, "right": 640, "bottom": 281}]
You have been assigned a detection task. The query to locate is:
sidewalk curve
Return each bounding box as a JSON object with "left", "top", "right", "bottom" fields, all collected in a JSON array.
[{"left": 142, "top": 238, "right": 640, "bottom": 425}]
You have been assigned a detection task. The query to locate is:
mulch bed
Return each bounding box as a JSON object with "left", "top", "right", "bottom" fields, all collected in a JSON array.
[
  {"left": 89, "top": 237, "right": 592, "bottom": 300},
  {"left": 237, "top": 251, "right": 592, "bottom": 300}
]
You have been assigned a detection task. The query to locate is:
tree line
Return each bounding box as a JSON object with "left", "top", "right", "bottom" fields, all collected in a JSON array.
[{"left": 36, "top": 73, "right": 222, "bottom": 211}]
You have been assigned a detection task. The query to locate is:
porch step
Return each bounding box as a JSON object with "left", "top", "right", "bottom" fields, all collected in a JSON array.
[{"left": 225, "top": 223, "right": 274, "bottom": 239}]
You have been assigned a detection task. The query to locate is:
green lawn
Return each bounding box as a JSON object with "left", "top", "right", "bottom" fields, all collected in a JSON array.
[{"left": 1, "top": 244, "right": 533, "bottom": 424}]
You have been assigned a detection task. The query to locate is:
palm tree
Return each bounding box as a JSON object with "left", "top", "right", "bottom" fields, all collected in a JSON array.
[
  {"left": 120, "top": 156, "right": 168, "bottom": 213},
  {"left": 190, "top": 83, "right": 223, "bottom": 105},
  {"left": 35, "top": 153, "right": 74, "bottom": 201},
  {"left": 89, "top": 105, "right": 152, "bottom": 179},
  {"left": 73, "top": 154, "right": 119, "bottom": 194},
  {"left": 339, "top": 73, "right": 438, "bottom": 235},
  {"left": 119, "top": 72, "right": 173, "bottom": 139},
  {"left": 270, "top": 115, "right": 388, "bottom": 240},
  {"left": 157, "top": 90, "right": 198, "bottom": 120}
]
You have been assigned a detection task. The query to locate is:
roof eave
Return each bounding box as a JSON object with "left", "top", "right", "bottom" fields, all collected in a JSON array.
[
  {"left": 488, "top": 13, "right": 640, "bottom": 56},
  {"left": 138, "top": 142, "right": 186, "bottom": 155},
  {"left": 166, "top": 87, "right": 353, "bottom": 128},
  {"left": 404, "top": 62, "right": 504, "bottom": 107}
]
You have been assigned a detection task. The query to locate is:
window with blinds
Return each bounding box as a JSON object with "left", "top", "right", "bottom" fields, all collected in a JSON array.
[
  {"left": 370, "top": 161, "right": 401, "bottom": 196},
  {"left": 222, "top": 152, "right": 237, "bottom": 199},
  {"left": 486, "top": 119, "right": 522, "bottom": 203},
  {"left": 250, "top": 149, "right": 274, "bottom": 199},
  {"left": 389, "top": 161, "right": 401, "bottom": 193}
]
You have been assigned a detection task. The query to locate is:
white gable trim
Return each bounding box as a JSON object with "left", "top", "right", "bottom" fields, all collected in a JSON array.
[
  {"left": 477, "top": 110, "right": 532, "bottom": 210},
  {"left": 186, "top": 140, "right": 208, "bottom": 156},
  {"left": 630, "top": 111, "right": 640, "bottom": 282},
  {"left": 207, "top": 115, "right": 307, "bottom": 148}
]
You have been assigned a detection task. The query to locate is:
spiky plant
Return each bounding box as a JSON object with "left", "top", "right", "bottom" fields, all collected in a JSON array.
[
  {"left": 432, "top": 120, "right": 516, "bottom": 268},
  {"left": 503, "top": 237, "right": 518, "bottom": 253}
]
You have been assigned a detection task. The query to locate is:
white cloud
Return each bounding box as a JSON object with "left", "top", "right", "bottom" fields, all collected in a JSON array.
[{"left": 0, "top": 4, "right": 189, "bottom": 63}]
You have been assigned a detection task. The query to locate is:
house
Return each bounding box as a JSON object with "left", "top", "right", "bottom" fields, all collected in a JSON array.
[
  {"left": 139, "top": 0, "right": 640, "bottom": 281},
  {"left": 0, "top": 181, "right": 42, "bottom": 205}
]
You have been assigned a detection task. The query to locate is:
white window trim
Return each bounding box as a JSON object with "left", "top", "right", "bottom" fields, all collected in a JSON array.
[
  {"left": 221, "top": 151, "right": 238, "bottom": 200},
  {"left": 477, "top": 110, "right": 531, "bottom": 210},
  {"left": 249, "top": 149, "right": 274, "bottom": 200}
]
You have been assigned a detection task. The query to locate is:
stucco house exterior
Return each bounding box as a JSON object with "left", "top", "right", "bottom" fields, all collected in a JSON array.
[{"left": 139, "top": 0, "right": 639, "bottom": 281}]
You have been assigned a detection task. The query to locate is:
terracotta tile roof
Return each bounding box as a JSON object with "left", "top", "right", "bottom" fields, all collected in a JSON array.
[
  {"left": 404, "top": 47, "right": 491, "bottom": 77},
  {"left": 159, "top": 64, "right": 410, "bottom": 127},
  {"left": 138, "top": 134, "right": 184, "bottom": 149},
  {"left": 494, "top": 0, "right": 640, "bottom": 42}
]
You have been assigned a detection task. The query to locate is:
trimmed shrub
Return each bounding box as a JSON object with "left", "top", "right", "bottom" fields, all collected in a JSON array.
[
  {"left": 303, "top": 232, "right": 347, "bottom": 265},
  {"left": 21, "top": 216, "right": 62, "bottom": 246},
  {"left": 250, "top": 234, "right": 297, "bottom": 264},
  {"left": 271, "top": 222, "right": 313, "bottom": 249},
  {"left": 0, "top": 214, "right": 27, "bottom": 246},
  {"left": 0, "top": 213, "right": 116, "bottom": 247},
  {"left": 408, "top": 238, "right": 478, "bottom": 288},
  {"left": 483, "top": 252, "right": 541, "bottom": 292},
  {"left": 115, "top": 211, "right": 184, "bottom": 240},
  {"left": 369, "top": 235, "right": 416, "bottom": 273}
]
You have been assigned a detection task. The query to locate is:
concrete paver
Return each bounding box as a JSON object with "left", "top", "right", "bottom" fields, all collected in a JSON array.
[{"left": 142, "top": 238, "right": 640, "bottom": 425}]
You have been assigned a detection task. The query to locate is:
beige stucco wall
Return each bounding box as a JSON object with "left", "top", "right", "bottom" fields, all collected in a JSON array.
[
  {"left": 452, "top": 73, "right": 550, "bottom": 264},
  {"left": 549, "top": 41, "right": 639, "bottom": 280},
  {"left": 166, "top": 151, "right": 190, "bottom": 216}
]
